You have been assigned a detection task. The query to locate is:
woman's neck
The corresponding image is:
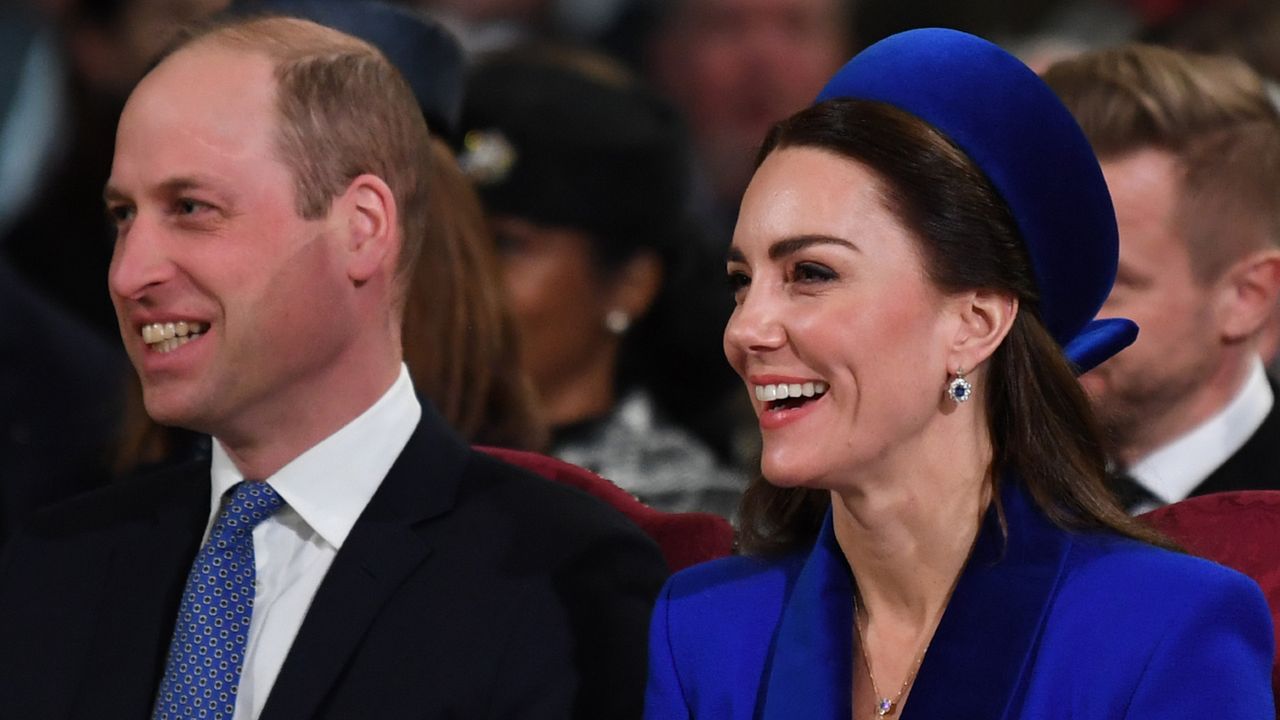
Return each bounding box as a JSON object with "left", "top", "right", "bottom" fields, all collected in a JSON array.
[{"left": 830, "top": 427, "right": 992, "bottom": 628}]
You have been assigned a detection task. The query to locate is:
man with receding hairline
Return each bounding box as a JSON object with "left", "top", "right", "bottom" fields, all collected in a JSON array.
[
  {"left": 0, "top": 15, "right": 665, "bottom": 719},
  {"left": 1045, "top": 45, "right": 1280, "bottom": 512}
]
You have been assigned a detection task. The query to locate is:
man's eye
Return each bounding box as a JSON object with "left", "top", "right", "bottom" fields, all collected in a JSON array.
[
  {"left": 175, "top": 198, "right": 211, "bottom": 215},
  {"left": 107, "top": 204, "right": 135, "bottom": 225}
]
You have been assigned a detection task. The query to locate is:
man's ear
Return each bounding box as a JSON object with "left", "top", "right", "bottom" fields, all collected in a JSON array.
[
  {"left": 339, "top": 174, "right": 398, "bottom": 285},
  {"left": 1216, "top": 248, "right": 1280, "bottom": 342},
  {"left": 947, "top": 289, "right": 1018, "bottom": 373}
]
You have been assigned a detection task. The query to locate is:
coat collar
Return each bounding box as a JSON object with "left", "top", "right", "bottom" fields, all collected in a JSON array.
[
  {"left": 760, "top": 481, "right": 1074, "bottom": 720},
  {"left": 261, "top": 400, "right": 470, "bottom": 719}
]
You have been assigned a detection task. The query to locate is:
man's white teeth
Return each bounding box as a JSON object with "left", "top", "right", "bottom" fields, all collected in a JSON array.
[
  {"left": 141, "top": 321, "right": 209, "bottom": 351},
  {"left": 754, "top": 381, "right": 828, "bottom": 402}
]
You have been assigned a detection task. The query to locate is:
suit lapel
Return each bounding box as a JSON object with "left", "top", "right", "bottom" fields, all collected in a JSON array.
[
  {"left": 759, "top": 482, "right": 1072, "bottom": 720},
  {"left": 902, "top": 482, "right": 1072, "bottom": 720},
  {"left": 759, "top": 511, "right": 853, "bottom": 720},
  {"left": 261, "top": 405, "right": 469, "bottom": 719},
  {"left": 73, "top": 464, "right": 210, "bottom": 718},
  {"left": 1194, "top": 378, "right": 1280, "bottom": 496}
]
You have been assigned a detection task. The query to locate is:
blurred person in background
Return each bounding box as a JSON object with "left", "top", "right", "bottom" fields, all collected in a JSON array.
[
  {"left": 411, "top": 0, "right": 660, "bottom": 69},
  {"left": 0, "top": 258, "right": 123, "bottom": 546},
  {"left": 460, "top": 46, "right": 745, "bottom": 518},
  {"left": 1137, "top": 0, "right": 1280, "bottom": 373},
  {"left": 2, "top": 0, "right": 230, "bottom": 339},
  {"left": 646, "top": 0, "right": 851, "bottom": 253},
  {"left": 1045, "top": 45, "right": 1280, "bottom": 513}
]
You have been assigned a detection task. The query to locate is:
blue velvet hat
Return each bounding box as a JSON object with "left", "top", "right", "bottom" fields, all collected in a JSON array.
[
  {"left": 815, "top": 28, "right": 1136, "bottom": 373},
  {"left": 234, "top": 0, "right": 465, "bottom": 138}
]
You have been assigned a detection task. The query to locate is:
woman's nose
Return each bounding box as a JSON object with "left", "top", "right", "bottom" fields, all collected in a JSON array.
[{"left": 724, "top": 288, "right": 787, "bottom": 354}]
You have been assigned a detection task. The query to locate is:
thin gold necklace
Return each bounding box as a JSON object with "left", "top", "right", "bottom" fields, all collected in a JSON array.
[{"left": 852, "top": 594, "right": 931, "bottom": 718}]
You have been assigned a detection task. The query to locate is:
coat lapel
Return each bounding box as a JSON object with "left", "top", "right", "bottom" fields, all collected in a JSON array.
[
  {"left": 261, "top": 405, "right": 468, "bottom": 719},
  {"left": 74, "top": 464, "right": 210, "bottom": 718},
  {"left": 760, "top": 511, "right": 854, "bottom": 720},
  {"left": 901, "top": 482, "right": 1073, "bottom": 719},
  {"left": 759, "top": 482, "right": 1072, "bottom": 720}
]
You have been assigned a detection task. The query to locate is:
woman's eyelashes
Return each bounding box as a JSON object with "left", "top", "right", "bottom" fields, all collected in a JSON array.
[
  {"left": 726, "top": 260, "right": 839, "bottom": 301},
  {"left": 791, "top": 261, "right": 837, "bottom": 284}
]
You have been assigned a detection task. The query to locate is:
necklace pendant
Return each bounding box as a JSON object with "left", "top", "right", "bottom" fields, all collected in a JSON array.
[{"left": 875, "top": 698, "right": 895, "bottom": 716}]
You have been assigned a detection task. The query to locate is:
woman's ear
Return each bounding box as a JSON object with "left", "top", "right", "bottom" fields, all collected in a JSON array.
[
  {"left": 607, "top": 251, "right": 664, "bottom": 322},
  {"left": 948, "top": 290, "right": 1018, "bottom": 373},
  {"left": 340, "top": 173, "right": 398, "bottom": 285}
]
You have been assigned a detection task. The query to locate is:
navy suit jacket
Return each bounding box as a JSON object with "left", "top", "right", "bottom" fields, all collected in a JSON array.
[
  {"left": 645, "top": 483, "right": 1274, "bottom": 719},
  {"left": 1192, "top": 379, "right": 1280, "bottom": 497},
  {"left": 0, "top": 403, "right": 668, "bottom": 719},
  {"left": 0, "top": 260, "right": 123, "bottom": 545}
]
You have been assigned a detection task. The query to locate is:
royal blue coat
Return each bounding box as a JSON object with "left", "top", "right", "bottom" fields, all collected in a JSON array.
[{"left": 645, "top": 483, "right": 1275, "bottom": 719}]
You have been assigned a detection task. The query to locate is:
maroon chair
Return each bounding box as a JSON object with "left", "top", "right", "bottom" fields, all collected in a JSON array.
[
  {"left": 1141, "top": 491, "right": 1280, "bottom": 700},
  {"left": 475, "top": 446, "right": 735, "bottom": 572}
]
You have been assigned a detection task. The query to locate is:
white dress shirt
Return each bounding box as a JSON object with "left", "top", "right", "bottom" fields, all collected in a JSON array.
[
  {"left": 1130, "top": 356, "right": 1273, "bottom": 510},
  {"left": 204, "top": 364, "right": 421, "bottom": 720}
]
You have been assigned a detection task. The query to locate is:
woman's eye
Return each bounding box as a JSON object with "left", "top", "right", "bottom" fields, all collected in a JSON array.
[
  {"left": 792, "top": 261, "right": 837, "bottom": 283},
  {"left": 726, "top": 270, "right": 751, "bottom": 295}
]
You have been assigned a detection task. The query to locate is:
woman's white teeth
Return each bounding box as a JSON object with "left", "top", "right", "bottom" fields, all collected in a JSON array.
[
  {"left": 141, "top": 322, "right": 208, "bottom": 351},
  {"left": 754, "top": 381, "right": 828, "bottom": 402}
]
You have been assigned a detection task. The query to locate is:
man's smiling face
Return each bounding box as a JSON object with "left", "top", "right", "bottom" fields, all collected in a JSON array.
[{"left": 106, "top": 41, "right": 357, "bottom": 443}]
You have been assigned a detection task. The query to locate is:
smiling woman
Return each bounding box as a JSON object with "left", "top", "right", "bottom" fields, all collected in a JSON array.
[{"left": 643, "top": 28, "right": 1276, "bottom": 720}]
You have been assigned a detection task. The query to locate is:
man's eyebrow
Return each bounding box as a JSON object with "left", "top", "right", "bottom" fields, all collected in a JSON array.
[
  {"left": 103, "top": 183, "right": 128, "bottom": 205},
  {"left": 103, "top": 176, "right": 225, "bottom": 205},
  {"left": 768, "top": 235, "right": 858, "bottom": 261}
]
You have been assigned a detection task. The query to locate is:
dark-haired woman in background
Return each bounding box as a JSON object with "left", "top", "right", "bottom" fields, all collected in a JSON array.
[
  {"left": 460, "top": 46, "right": 745, "bottom": 518},
  {"left": 644, "top": 29, "right": 1273, "bottom": 718}
]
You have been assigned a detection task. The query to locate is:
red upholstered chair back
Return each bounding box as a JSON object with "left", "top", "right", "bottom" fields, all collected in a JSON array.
[
  {"left": 475, "top": 446, "right": 735, "bottom": 572},
  {"left": 1140, "top": 491, "right": 1280, "bottom": 698}
]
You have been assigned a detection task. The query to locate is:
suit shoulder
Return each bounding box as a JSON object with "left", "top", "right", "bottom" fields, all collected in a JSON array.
[
  {"left": 1066, "top": 533, "right": 1263, "bottom": 600},
  {"left": 457, "top": 449, "right": 664, "bottom": 555},
  {"left": 658, "top": 552, "right": 803, "bottom": 633},
  {"left": 11, "top": 460, "right": 206, "bottom": 541}
]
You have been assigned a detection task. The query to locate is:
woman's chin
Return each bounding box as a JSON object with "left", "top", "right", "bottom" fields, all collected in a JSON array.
[{"left": 760, "top": 459, "right": 829, "bottom": 491}]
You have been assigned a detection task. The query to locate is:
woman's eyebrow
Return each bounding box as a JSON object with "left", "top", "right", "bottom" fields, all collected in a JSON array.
[{"left": 768, "top": 235, "right": 858, "bottom": 261}]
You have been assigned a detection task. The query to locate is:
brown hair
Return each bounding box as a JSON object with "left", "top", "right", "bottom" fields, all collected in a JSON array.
[
  {"left": 1043, "top": 45, "right": 1280, "bottom": 281},
  {"left": 172, "top": 16, "right": 432, "bottom": 303},
  {"left": 736, "top": 99, "right": 1171, "bottom": 556},
  {"left": 402, "top": 137, "right": 547, "bottom": 450}
]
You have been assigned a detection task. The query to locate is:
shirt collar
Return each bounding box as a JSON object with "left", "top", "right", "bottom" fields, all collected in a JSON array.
[
  {"left": 209, "top": 364, "right": 422, "bottom": 548},
  {"left": 1130, "top": 356, "right": 1273, "bottom": 503}
]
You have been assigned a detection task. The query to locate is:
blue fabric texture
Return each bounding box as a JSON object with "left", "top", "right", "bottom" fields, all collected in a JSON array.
[
  {"left": 815, "top": 28, "right": 1134, "bottom": 373},
  {"left": 152, "top": 482, "right": 285, "bottom": 720},
  {"left": 644, "top": 482, "right": 1275, "bottom": 719}
]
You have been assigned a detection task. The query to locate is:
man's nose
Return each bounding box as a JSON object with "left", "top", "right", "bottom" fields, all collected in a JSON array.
[{"left": 108, "top": 212, "right": 176, "bottom": 301}]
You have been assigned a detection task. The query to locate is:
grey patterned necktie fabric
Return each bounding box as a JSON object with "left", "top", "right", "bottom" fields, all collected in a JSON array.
[{"left": 152, "top": 481, "right": 285, "bottom": 719}]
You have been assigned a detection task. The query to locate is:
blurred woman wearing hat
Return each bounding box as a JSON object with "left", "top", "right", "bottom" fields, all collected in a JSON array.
[
  {"left": 460, "top": 46, "right": 745, "bottom": 518},
  {"left": 644, "top": 28, "right": 1274, "bottom": 718}
]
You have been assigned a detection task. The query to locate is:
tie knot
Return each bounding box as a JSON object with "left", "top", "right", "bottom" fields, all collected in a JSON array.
[{"left": 214, "top": 481, "right": 285, "bottom": 537}]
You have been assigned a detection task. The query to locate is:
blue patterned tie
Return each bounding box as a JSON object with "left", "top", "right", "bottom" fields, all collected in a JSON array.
[{"left": 152, "top": 481, "right": 285, "bottom": 719}]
